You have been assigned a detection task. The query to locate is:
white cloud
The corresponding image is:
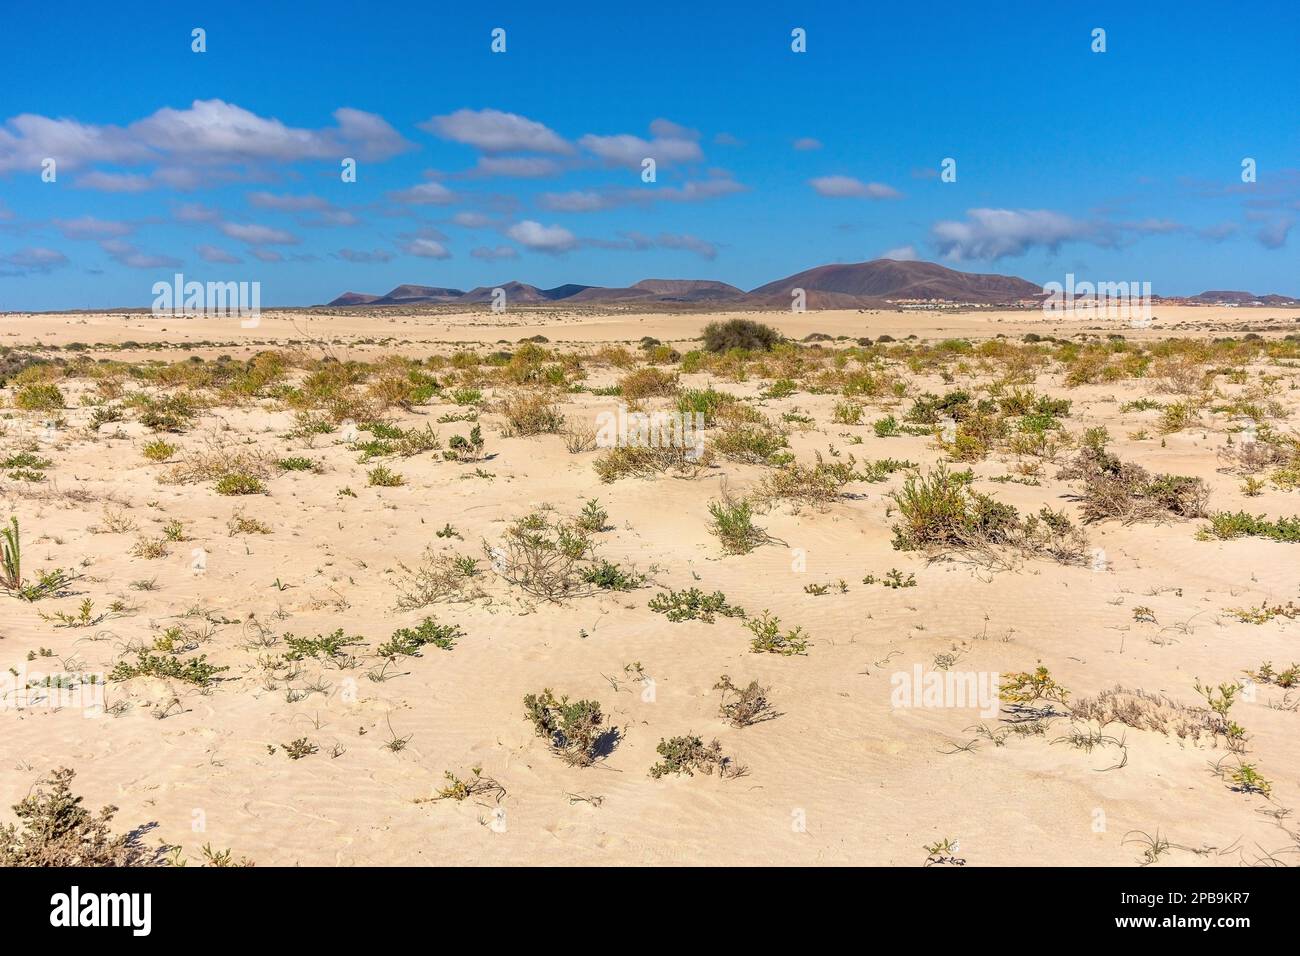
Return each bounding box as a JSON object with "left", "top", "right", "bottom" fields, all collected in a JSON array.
[
  {"left": 472, "top": 156, "right": 563, "bottom": 178},
  {"left": 403, "top": 238, "right": 452, "bottom": 259},
  {"left": 793, "top": 137, "right": 823, "bottom": 151},
  {"left": 930, "top": 208, "right": 1096, "bottom": 261},
  {"left": 247, "top": 191, "right": 330, "bottom": 212},
  {"left": 420, "top": 108, "right": 571, "bottom": 154},
  {"left": 219, "top": 222, "right": 299, "bottom": 245},
  {"left": 0, "top": 247, "right": 69, "bottom": 275},
  {"left": 506, "top": 219, "right": 577, "bottom": 252},
  {"left": 880, "top": 244, "right": 920, "bottom": 261},
  {"left": 810, "top": 175, "right": 901, "bottom": 199},
  {"left": 579, "top": 130, "right": 702, "bottom": 168},
  {"left": 196, "top": 244, "right": 242, "bottom": 264},
  {"left": 388, "top": 181, "right": 457, "bottom": 205},
  {"left": 99, "top": 239, "right": 181, "bottom": 269},
  {"left": 0, "top": 100, "right": 413, "bottom": 179},
  {"left": 53, "top": 216, "right": 132, "bottom": 240}
]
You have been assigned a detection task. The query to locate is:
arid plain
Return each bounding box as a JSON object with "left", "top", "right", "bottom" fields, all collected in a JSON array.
[{"left": 2, "top": 305, "right": 1299, "bottom": 866}]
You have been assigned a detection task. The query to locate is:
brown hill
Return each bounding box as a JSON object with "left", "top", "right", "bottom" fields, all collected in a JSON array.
[{"left": 748, "top": 259, "right": 1042, "bottom": 304}]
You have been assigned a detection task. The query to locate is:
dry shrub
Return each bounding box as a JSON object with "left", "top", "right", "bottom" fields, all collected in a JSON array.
[
  {"left": 162, "top": 437, "right": 275, "bottom": 485},
  {"left": 1072, "top": 686, "right": 1220, "bottom": 742},
  {"left": 498, "top": 392, "right": 565, "bottom": 437},
  {"left": 1057, "top": 440, "right": 1208, "bottom": 524},
  {"left": 0, "top": 768, "right": 161, "bottom": 867},
  {"left": 485, "top": 510, "right": 611, "bottom": 601},
  {"left": 594, "top": 443, "right": 714, "bottom": 482},
  {"left": 1150, "top": 354, "right": 1208, "bottom": 394},
  {"left": 618, "top": 367, "right": 679, "bottom": 400},
  {"left": 561, "top": 421, "right": 597, "bottom": 453},
  {"left": 754, "top": 453, "right": 859, "bottom": 511},
  {"left": 393, "top": 549, "right": 486, "bottom": 609}
]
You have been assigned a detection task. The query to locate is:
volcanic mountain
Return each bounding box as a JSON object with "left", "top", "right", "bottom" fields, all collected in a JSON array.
[
  {"left": 747, "top": 259, "right": 1043, "bottom": 305},
  {"left": 326, "top": 260, "right": 1044, "bottom": 308}
]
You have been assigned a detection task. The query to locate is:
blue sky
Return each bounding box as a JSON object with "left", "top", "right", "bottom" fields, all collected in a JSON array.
[{"left": 1, "top": 0, "right": 1297, "bottom": 309}]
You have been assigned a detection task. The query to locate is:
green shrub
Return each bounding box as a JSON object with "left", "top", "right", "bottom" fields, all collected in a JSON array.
[
  {"left": 702, "top": 319, "right": 781, "bottom": 353},
  {"left": 648, "top": 588, "right": 745, "bottom": 623},
  {"left": 522, "top": 689, "right": 612, "bottom": 766}
]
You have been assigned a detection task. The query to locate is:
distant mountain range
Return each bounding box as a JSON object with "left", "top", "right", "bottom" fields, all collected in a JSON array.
[{"left": 326, "top": 259, "right": 1298, "bottom": 309}]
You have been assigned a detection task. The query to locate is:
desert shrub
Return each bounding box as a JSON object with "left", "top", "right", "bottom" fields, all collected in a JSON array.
[
  {"left": 377, "top": 617, "right": 462, "bottom": 656},
  {"left": 523, "top": 689, "right": 613, "bottom": 766},
  {"left": 135, "top": 393, "right": 197, "bottom": 432},
  {"left": 702, "top": 319, "right": 780, "bottom": 353},
  {"left": 999, "top": 666, "right": 1070, "bottom": 711},
  {"left": 1056, "top": 441, "right": 1208, "bottom": 523},
  {"left": 215, "top": 472, "right": 267, "bottom": 495},
  {"left": 110, "top": 652, "right": 227, "bottom": 686},
  {"left": 580, "top": 559, "right": 645, "bottom": 591},
  {"left": 561, "top": 421, "right": 597, "bottom": 453},
  {"left": 282, "top": 629, "right": 365, "bottom": 662},
  {"left": 676, "top": 388, "right": 736, "bottom": 425},
  {"left": 444, "top": 425, "right": 485, "bottom": 461},
  {"left": 711, "top": 418, "right": 788, "bottom": 464},
  {"left": 14, "top": 383, "right": 64, "bottom": 412},
  {"left": 714, "top": 675, "right": 775, "bottom": 727},
  {"left": 367, "top": 465, "right": 404, "bottom": 487},
  {"left": 1072, "top": 686, "right": 1218, "bottom": 740},
  {"left": 1198, "top": 511, "right": 1300, "bottom": 543},
  {"left": 708, "top": 490, "right": 769, "bottom": 554},
  {"left": 906, "top": 390, "right": 972, "bottom": 425},
  {"left": 575, "top": 497, "right": 608, "bottom": 533},
  {"left": 754, "top": 453, "right": 860, "bottom": 511},
  {"left": 832, "top": 401, "right": 864, "bottom": 425},
  {"left": 745, "top": 610, "right": 810, "bottom": 655},
  {"left": 499, "top": 392, "right": 565, "bottom": 437},
  {"left": 393, "top": 549, "right": 486, "bottom": 608},
  {"left": 142, "top": 439, "right": 176, "bottom": 462},
  {"left": 277, "top": 456, "right": 316, "bottom": 473},
  {"left": 0, "top": 768, "right": 158, "bottom": 867},
  {"left": 618, "top": 367, "right": 679, "bottom": 399},
  {"left": 487, "top": 510, "right": 609, "bottom": 601},
  {"left": 889, "top": 466, "right": 1020, "bottom": 554},
  {"left": 593, "top": 442, "right": 714, "bottom": 482},
  {"left": 648, "top": 588, "right": 745, "bottom": 623},
  {"left": 649, "top": 736, "right": 743, "bottom": 778}
]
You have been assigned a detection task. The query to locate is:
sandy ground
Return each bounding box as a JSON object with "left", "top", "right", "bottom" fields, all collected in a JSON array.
[{"left": 1, "top": 306, "right": 1298, "bottom": 866}]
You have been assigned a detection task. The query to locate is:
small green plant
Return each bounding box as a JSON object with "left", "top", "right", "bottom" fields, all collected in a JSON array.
[
  {"left": 648, "top": 588, "right": 745, "bottom": 623},
  {"left": 999, "top": 666, "right": 1069, "bottom": 708},
  {"left": 923, "top": 838, "right": 966, "bottom": 867},
  {"left": 367, "top": 465, "right": 404, "bottom": 487},
  {"left": 1198, "top": 511, "right": 1300, "bottom": 543},
  {"left": 109, "top": 652, "right": 228, "bottom": 686},
  {"left": 424, "top": 766, "right": 505, "bottom": 803},
  {"left": 522, "top": 689, "right": 613, "bottom": 766},
  {"left": 142, "top": 439, "right": 177, "bottom": 463},
  {"left": 215, "top": 473, "right": 266, "bottom": 496},
  {"left": 744, "top": 611, "right": 810, "bottom": 655},
  {"left": 278, "top": 456, "right": 316, "bottom": 472},
  {"left": 281, "top": 737, "right": 319, "bottom": 760},
  {"left": 282, "top": 629, "right": 366, "bottom": 662},
  {"left": 377, "top": 617, "right": 462, "bottom": 657},
  {"left": 1, "top": 518, "right": 74, "bottom": 601},
  {"left": 707, "top": 492, "right": 768, "bottom": 555},
  {"left": 648, "top": 735, "right": 743, "bottom": 778},
  {"left": 575, "top": 498, "right": 608, "bottom": 533}
]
